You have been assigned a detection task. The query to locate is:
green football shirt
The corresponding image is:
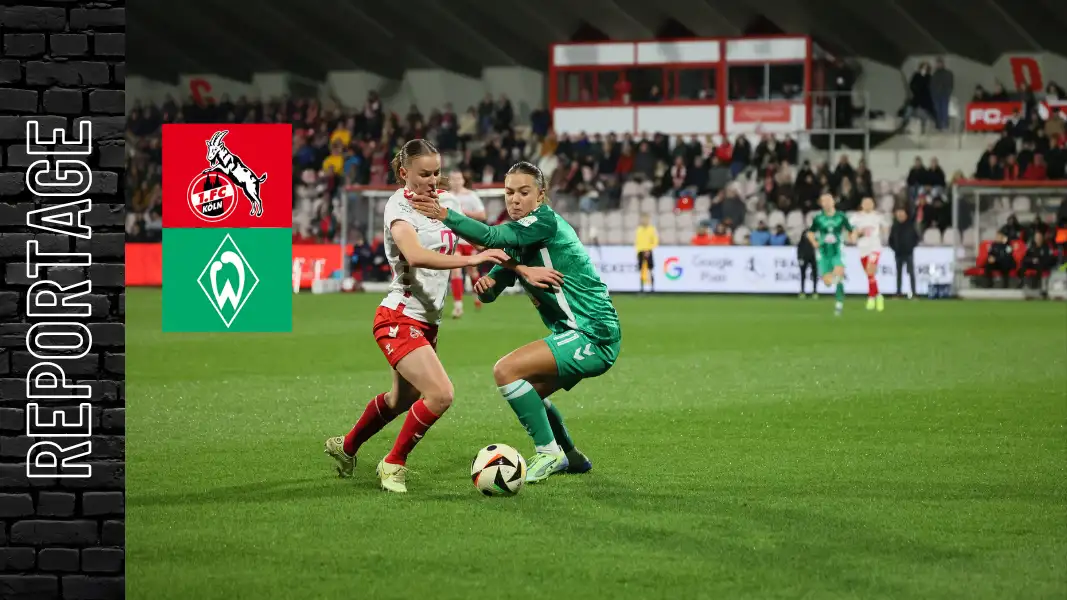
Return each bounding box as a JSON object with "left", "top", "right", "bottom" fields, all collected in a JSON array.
[
  {"left": 809, "top": 210, "right": 853, "bottom": 257},
  {"left": 442, "top": 204, "right": 621, "bottom": 346}
]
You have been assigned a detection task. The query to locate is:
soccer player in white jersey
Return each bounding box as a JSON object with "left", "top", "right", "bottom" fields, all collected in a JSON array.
[
  {"left": 446, "top": 170, "right": 488, "bottom": 318},
  {"left": 852, "top": 196, "right": 886, "bottom": 312},
  {"left": 323, "top": 139, "right": 510, "bottom": 493}
]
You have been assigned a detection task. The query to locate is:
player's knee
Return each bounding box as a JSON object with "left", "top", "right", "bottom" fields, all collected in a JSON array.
[
  {"left": 423, "top": 381, "right": 454, "bottom": 413},
  {"left": 492, "top": 358, "right": 519, "bottom": 387}
]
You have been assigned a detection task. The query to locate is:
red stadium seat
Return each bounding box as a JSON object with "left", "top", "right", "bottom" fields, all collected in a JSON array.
[{"left": 964, "top": 240, "right": 993, "bottom": 276}]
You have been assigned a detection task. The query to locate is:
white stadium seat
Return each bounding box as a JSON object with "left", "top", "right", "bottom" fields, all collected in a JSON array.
[{"left": 922, "top": 228, "right": 942, "bottom": 246}]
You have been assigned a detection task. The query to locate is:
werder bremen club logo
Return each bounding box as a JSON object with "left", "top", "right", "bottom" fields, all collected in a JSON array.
[
  {"left": 198, "top": 234, "right": 260, "bottom": 328},
  {"left": 163, "top": 228, "right": 292, "bottom": 333}
]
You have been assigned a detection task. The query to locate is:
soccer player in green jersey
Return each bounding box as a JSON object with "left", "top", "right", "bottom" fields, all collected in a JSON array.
[
  {"left": 807, "top": 193, "right": 857, "bottom": 316},
  {"left": 410, "top": 162, "right": 622, "bottom": 484}
]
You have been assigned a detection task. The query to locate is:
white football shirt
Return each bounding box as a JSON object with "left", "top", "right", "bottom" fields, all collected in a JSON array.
[
  {"left": 851, "top": 211, "right": 883, "bottom": 256},
  {"left": 453, "top": 190, "right": 486, "bottom": 217},
  {"left": 381, "top": 189, "right": 460, "bottom": 324}
]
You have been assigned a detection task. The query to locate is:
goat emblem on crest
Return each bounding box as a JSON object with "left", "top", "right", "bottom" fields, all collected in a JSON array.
[{"left": 195, "top": 130, "right": 267, "bottom": 219}]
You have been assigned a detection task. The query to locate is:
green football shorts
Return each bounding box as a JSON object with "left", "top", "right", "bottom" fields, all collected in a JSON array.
[
  {"left": 543, "top": 330, "right": 620, "bottom": 391},
  {"left": 817, "top": 249, "right": 845, "bottom": 275}
]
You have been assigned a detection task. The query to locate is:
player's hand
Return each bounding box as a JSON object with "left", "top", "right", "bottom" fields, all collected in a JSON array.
[
  {"left": 517, "top": 266, "right": 564, "bottom": 289},
  {"left": 408, "top": 194, "right": 446, "bottom": 220},
  {"left": 474, "top": 276, "right": 495, "bottom": 295},
  {"left": 468, "top": 248, "right": 510, "bottom": 266}
]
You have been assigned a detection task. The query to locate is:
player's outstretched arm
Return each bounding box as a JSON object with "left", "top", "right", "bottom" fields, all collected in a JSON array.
[
  {"left": 390, "top": 221, "right": 508, "bottom": 270},
  {"left": 443, "top": 208, "right": 557, "bottom": 248},
  {"left": 475, "top": 266, "right": 517, "bottom": 303}
]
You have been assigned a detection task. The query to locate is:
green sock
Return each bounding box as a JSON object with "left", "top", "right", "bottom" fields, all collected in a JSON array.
[
  {"left": 543, "top": 399, "right": 575, "bottom": 453},
  {"left": 835, "top": 279, "right": 845, "bottom": 303},
  {"left": 499, "top": 380, "right": 559, "bottom": 453}
]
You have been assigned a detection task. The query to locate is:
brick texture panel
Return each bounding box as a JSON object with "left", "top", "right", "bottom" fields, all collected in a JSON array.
[{"left": 0, "top": 3, "right": 125, "bottom": 597}]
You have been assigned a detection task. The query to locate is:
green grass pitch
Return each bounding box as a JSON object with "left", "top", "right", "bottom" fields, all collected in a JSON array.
[{"left": 126, "top": 290, "right": 1067, "bottom": 600}]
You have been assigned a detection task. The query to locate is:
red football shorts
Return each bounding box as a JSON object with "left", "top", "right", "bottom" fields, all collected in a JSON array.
[
  {"left": 372, "top": 306, "right": 439, "bottom": 368},
  {"left": 456, "top": 242, "right": 476, "bottom": 257},
  {"left": 860, "top": 252, "right": 881, "bottom": 270}
]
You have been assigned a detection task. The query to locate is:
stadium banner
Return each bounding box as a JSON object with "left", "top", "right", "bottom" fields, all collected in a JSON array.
[
  {"left": 965, "top": 100, "right": 1067, "bottom": 132},
  {"left": 588, "top": 245, "right": 955, "bottom": 294},
  {"left": 126, "top": 243, "right": 351, "bottom": 291}
]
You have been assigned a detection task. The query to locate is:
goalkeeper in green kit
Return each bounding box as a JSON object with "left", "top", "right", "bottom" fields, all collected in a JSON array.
[
  {"left": 409, "top": 162, "right": 621, "bottom": 484},
  {"left": 807, "top": 193, "right": 857, "bottom": 316}
]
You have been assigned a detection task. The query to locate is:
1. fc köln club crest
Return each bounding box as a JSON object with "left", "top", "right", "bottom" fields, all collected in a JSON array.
[{"left": 163, "top": 124, "right": 292, "bottom": 229}]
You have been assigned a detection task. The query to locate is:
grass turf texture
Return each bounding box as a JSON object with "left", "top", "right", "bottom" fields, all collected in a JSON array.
[{"left": 126, "top": 290, "right": 1067, "bottom": 600}]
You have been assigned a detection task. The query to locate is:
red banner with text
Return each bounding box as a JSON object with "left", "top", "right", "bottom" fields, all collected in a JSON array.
[{"left": 965, "top": 100, "right": 1067, "bottom": 132}]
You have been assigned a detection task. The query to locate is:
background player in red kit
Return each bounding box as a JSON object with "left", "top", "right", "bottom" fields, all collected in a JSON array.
[
  {"left": 447, "top": 170, "right": 489, "bottom": 318},
  {"left": 323, "top": 139, "right": 508, "bottom": 493}
]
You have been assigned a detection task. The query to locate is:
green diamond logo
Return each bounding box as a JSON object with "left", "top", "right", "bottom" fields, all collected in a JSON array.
[{"left": 196, "top": 233, "right": 260, "bottom": 328}]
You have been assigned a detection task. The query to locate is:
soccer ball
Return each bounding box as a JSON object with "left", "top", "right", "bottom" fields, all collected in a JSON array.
[{"left": 471, "top": 444, "right": 526, "bottom": 496}]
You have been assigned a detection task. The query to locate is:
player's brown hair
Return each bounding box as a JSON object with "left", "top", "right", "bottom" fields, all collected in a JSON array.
[
  {"left": 505, "top": 161, "right": 549, "bottom": 205},
  {"left": 390, "top": 138, "right": 439, "bottom": 185}
]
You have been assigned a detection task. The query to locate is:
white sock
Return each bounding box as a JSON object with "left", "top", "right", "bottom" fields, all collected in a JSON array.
[{"left": 535, "top": 441, "right": 561, "bottom": 455}]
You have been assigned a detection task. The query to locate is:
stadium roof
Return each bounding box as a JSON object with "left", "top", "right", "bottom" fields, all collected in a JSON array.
[{"left": 131, "top": 0, "right": 1067, "bottom": 82}]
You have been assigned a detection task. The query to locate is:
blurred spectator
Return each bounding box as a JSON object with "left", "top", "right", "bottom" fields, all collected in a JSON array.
[
  {"left": 927, "top": 157, "right": 947, "bottom": 191},
  {"left": 906, "top": 157, "right": 926, "bottom": 196},
  {"left": 1047, "top": 82, "right": 1066, "bottom": 101},
  {"left": 903, "top": 62, "right": 934, "bottom": 130},
  {"left": 838, "top": 178, "right": 859, "bottom": 211},
  {"left": 854, "top": 159, "right": 873, "bottom": 198},
  {"left": 666, "top": 156, "right": 687, "bottom": 196},
  {"left": 794, "top": 170, "right": 820, "bottom": 213},
  {"left": 770, "top": 225, "right": 789, "bottom": 246},
  {"left": 1000, "top": 214, "right": 1024, "bottom": 241},
  {"left": 731, "top": 135, "right": 752, "bottom": 178},
  {"left": 720, "top": 185, "right": 747, "bottom": 229},
  {"left": 632, "top": 142, "right": 656, "bottom": 182},
  {"left": 322, "top": 142, "right": 345, "bottom": 176},
  {"left": 831, "top": 154, "right": 855, "bottom": 191},
  {"left": 348, "top": 231, "right": 374, "bottom": 281},
  {"left": 984, "top": 231, "right": 1015, "bottom": 288},
  {"left": 1003, "top": 154, "right": 1020, "bottom": 180},
  {"left": 778, "top": 135, "right": 799, "bottom": 165},
  {"left": 889, "top": 208, "right": 919, "bottom": 297},
  {"left": 976, "top": 153, "right": 1004, "bottom": 180},
  {"left": 691, "top": 225, "right": 714, "bottom": 246},
  {"left": 477, "top": 94, "right": 494, "bottom": 135},
  {"left": 1023, "top": 153, "right": 1048, "bottom": 180},
  {"left": 707, "top": 156, "right": 731, "bottom": 196},
  {"left": 494, "top": 94, "right": 514, "bottom": 133},
  {"left": 709, "top": 223, "right": 732, "bottom": 245},
  {"left": 1018, "top": 231, "right": 1055, "bottom": 289},
  {"left": 930, "top": 58, "right": 954, "bottom": 131},
  {"left": 797, "top": 233, "right": 817, "bottom": 297},
  {"left": 750, "top": 221, "right": 771, "bottom": 246}
]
